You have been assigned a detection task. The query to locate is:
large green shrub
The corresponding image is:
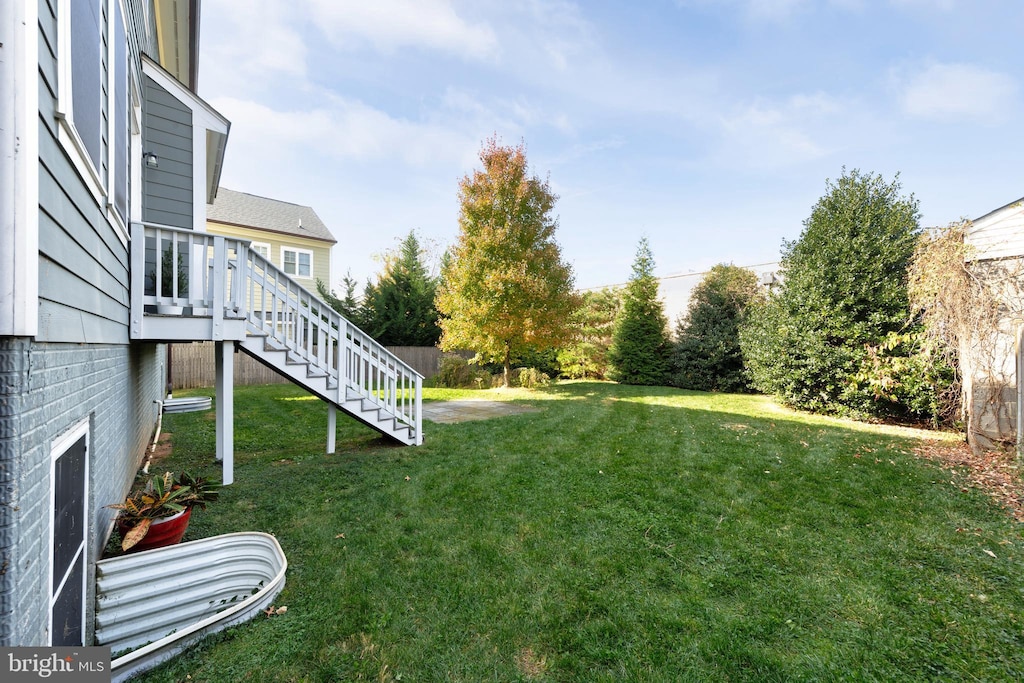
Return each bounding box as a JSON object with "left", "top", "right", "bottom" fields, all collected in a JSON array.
[
  {"left": 740, "top": 169, "right": 921, "bottom": 416},
  {"left": 434, "top": 354, "right": 489, "bottom": 389},
  {"left": 672, "top": 264, "right": 760, "bottom": 392}
]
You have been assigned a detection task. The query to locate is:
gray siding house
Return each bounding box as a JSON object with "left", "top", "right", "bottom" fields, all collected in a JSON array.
[
  {"left": 0, "top": 0, "right": 227, "bottom": 646},
  {"left": 1, "top": 0, "right": 421, "bottom": 650}
]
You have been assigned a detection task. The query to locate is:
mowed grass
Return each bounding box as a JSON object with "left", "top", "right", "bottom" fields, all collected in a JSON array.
[{"left": 136, "top": 381, "right": 1024, "bottom": 682}]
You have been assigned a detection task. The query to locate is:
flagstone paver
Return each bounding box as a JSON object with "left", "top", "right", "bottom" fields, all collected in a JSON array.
[{"left": 422, "top": 400, "right": 538, "bottom": 424}]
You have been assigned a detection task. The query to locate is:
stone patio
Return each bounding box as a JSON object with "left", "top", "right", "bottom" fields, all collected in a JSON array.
[{"left": 422, "top": 399, "right": 538, "bottom": 424}]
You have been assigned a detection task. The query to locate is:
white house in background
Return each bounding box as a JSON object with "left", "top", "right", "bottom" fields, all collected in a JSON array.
[{"left": 963, "top": 196, "right": 1024, "bottom": 452}]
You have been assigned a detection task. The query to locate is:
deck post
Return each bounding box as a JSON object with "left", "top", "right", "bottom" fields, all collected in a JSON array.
[
  {"left": 215, "top": 340, "right": 235, "bottom": 485},
  {"left": 415, "top": 376, "right": 423, "bottom": 446},
  {"left": 327, "top": 403, "right": 337, "bottom": 454}
]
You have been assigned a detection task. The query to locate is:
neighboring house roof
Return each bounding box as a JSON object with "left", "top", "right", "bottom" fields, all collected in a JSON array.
[
  {"left": 973, "top": 195, "right": 1024, "bottom": 225},
  {"left": 966, "top": 195, "right": 1024, "bottom": 262},
  {"left": 207, "top": 188, "right": 337, "bottom": 244}
]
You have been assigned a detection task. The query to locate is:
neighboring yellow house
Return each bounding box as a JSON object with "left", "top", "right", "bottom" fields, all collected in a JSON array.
[{"left": 206, "top": 188, "right": 337, "bottom": 291}]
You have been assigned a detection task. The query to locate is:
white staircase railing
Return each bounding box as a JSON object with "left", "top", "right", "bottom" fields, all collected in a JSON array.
[
  {"left": 132, "top": 223, "right": 423, "bottom": 445},
  {"left": 245, "top": 249, "right": 423, "bottom": 443}
]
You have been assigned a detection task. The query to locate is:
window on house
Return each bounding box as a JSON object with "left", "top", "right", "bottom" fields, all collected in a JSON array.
[
  {"left": 58, "top": 0, "right": 132, "bottom": 240},
  {"left": 250, "top": 242, "right": 271, "bottom": 260},
  {"left": 49, "top": 420, "right": 90, "bottom": 646},
  {"left": 69, "top": 0, "right": 103, "bottom": 171},
  {"left": 111, "top": 2, "right": 128, "bottom": 222},
  {"left": 282, "top": 248, "right": 312, "bottom": 278}
]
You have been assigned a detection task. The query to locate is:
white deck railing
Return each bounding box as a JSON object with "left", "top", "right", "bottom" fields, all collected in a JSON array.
[{"left": 131, "top": 223, "right": 423, "bottom": 444}]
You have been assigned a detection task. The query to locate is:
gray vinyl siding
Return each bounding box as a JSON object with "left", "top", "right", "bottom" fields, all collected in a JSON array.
[
  {"left": 0, "top": 0, "right": 167, "bottom": 646},
  {"left": 37, "top": 0, "right": 129, "bottom": 345},
  {"left": 142, "top": 75, "right": 193, "bottom": 229}
]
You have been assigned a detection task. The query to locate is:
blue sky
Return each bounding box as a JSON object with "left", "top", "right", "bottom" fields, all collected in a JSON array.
[{"left": 198, "top": 0, "right": 1023, "bottom": 299}]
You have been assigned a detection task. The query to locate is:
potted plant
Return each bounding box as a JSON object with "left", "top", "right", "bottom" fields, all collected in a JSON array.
[{"left": 108, "top": 471, "right": 220, "bottom": 552}]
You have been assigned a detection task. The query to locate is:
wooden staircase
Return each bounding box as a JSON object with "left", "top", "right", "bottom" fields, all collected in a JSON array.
[
  {"left": 238, "top": 323, "right": 420, "bottom": 445},
  {"left": 131, "top": 223, "right": 423, "bottom": 446}
]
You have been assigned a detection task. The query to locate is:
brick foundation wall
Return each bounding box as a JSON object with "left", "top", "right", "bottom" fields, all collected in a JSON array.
[{"left": 0, "top": 339, "right": 164, "bottom": 645}]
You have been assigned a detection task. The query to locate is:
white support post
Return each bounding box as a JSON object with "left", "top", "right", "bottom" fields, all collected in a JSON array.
[
  {"left": 211, "top": 236, "right": 225, "bottom": 340},
  {"left": 415, "top": 376, "right": 423, "bottom": 446},
  {"left": 215, "top": 340, "right": 235, "bottom": 485},
  {"left": 327, "top": 403, "right": 337, "bottom": 455}
]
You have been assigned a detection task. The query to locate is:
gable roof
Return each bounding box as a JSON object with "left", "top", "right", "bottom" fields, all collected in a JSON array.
[
  {"left": 966, "top": 194, "right": 1024, "bottom": 261},
  {"left": 972, "top": 195, "right": 1024, "bottom": 225},
  {"left": 207, "top": 188, "right": 337, "bottom": 244}
]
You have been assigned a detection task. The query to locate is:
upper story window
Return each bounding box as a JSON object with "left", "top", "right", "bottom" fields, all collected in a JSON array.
[
  {"left": 58, "top": 0, "right": 131, "bottom": 240},
  {"left": 282, "top": 248, "right": 312, "bottom": 278},
  {"left": 69, "top": 0, "right": 102, "bottom": 170}
]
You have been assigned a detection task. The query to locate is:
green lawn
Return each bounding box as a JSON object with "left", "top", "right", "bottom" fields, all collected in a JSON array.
[{"left": 133, "top": 381, "right": 1024, "bottom": 682}]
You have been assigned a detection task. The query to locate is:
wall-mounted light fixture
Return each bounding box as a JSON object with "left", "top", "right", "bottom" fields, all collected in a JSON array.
[{"left": 143, "top": 151, "right": 159, "bottom": 168}]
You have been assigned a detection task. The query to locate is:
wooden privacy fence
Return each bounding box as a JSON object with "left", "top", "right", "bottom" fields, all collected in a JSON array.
[{"left": 170, "top": 343, "right": 450, "bottom": 389}]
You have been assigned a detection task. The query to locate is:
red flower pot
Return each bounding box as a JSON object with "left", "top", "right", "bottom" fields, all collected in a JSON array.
[{"left": 119, "top": 507, "right": 192, "bottom": 553}]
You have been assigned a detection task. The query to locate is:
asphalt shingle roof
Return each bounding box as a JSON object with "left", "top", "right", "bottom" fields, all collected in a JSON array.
[{"left": 207, "top": 188, "right": 337, "bottom": 243}]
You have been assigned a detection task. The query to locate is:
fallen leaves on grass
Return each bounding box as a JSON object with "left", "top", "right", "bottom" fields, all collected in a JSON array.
[
  {"left": 914, "top": 441, "right": 1024, "bottom": 522},
  {"left": 263, "top": 605, "right": 288, "bottom": 617}
]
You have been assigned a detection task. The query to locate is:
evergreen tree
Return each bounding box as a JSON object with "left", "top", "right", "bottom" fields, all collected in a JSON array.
[
  {"left": 361, "top": 231, "right": 440, "bottom": 346},
  {"left": 317, "top": 270, "right": 363, "bottom": 325},
  {"left": 558, "top": 288, "right": 622, "bottom": 379},
  {"left": 608, "top": 238, "right": 672, "bottom": 385},
  {"left": 672, "top": 264, "right": 760, "bottom": 392},
  {"left": 739, "top": 169, "right": 921, "bottom": 415},
  {"left": 436, "top": 137, "right": 579, "bottom": 387}
]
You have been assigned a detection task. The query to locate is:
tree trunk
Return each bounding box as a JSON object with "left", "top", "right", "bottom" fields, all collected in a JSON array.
[{"left": 503, "top": 343, "right": 511, "bottom": 388}]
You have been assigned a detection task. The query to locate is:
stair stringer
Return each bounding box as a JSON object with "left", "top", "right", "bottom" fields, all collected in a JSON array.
[{"left": 237, "top": 331, "right": 416, "bottom": 445}]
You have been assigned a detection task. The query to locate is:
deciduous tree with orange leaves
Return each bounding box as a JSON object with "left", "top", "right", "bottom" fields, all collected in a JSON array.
[{"left": 437, "top": 137, "right": 579, "bottom": 387}]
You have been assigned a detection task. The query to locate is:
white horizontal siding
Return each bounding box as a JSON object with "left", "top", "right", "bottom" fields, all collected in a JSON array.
[{"left": 966, "top": 200, "right": 1024, "bottom": 261}]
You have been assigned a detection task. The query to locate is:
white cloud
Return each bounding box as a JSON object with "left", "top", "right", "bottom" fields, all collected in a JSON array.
[
  {"left": 890, "top": 0, "right": 955, "bottom": 11},
  {"left": 744, "top": 0, "right": 808, "bottom": 20},
  {"left": 712, "top": 93, "right": 846, "bottom": 169},
  {"left": 674, "top": 0, "right": 862, "bottom": 21},
  {"left": 210, "top": 95, "right": 479, "bottom": 168},
  {"left": 199, "top": 0, "right": 307, "bottom": 95},
  {"left": 305, "top": 0, "right": 498, "bottom": 60},
  {"left": 897, "top": 63, "right": 1019, "bottom": 123}
]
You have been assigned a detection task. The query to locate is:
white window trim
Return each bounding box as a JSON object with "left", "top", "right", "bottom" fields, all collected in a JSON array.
[
  {"left": 48, "top": 418, "right": 91, "bottom": 646},
  {"left": 55, "top": 0, "right": 131, "bottom": 245},
  {"left": 282, "top": 247, "right": 314, "bottom": 278},
  {"left": 104, "top": 0, "right": 127, "bottom": 235},
  {"left": 250, "top": 241, "right": 271, "bottom": 259},
  {"left": 129, "top": 73, "right": 144, "bottom": 223}
]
